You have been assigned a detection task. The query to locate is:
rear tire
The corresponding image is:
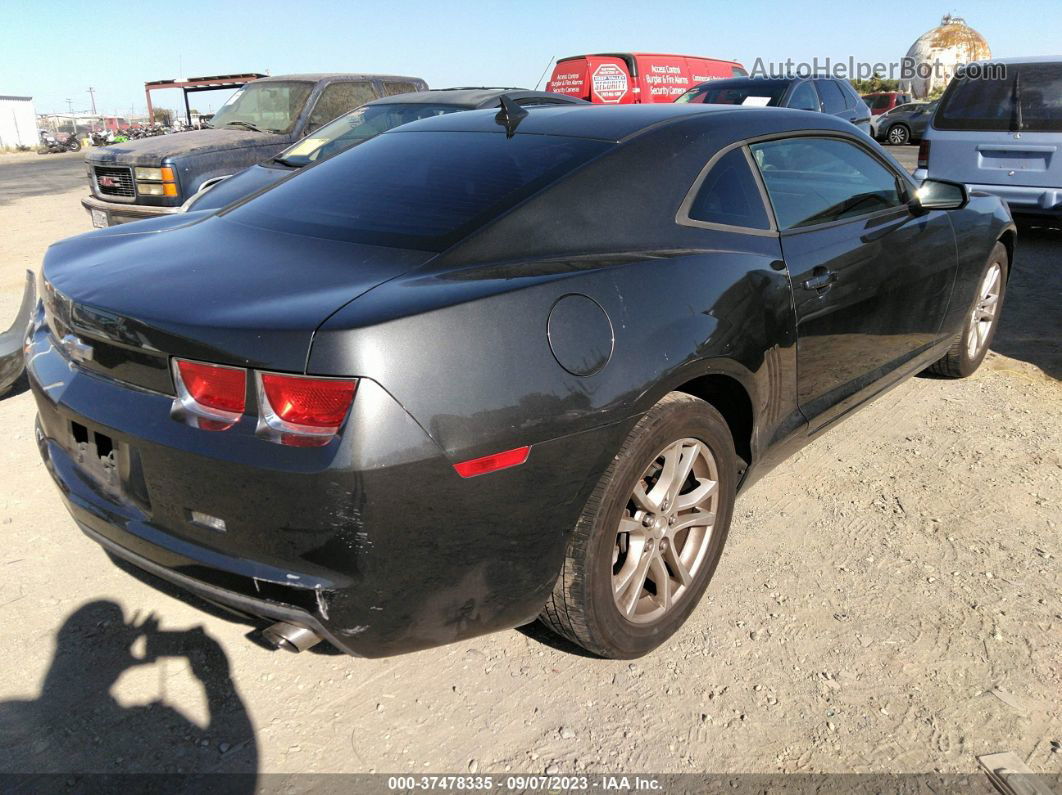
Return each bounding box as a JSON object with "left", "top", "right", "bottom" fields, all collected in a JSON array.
[
  {"left": 927, "top": 242, "right": 1008, "bottom": 378},
  {"left": 539, "top": 392, "right": 736, "bottom": 658}
]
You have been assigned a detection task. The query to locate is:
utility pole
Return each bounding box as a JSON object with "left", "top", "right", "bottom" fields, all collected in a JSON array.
[
  {"left": 87, "top": 86, "right": 96, "bottom": 115},
  {"left": 65, "top": 98, "right": 73, "bottom": 113}
]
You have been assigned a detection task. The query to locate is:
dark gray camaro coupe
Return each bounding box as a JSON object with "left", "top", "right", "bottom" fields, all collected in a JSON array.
[{"left": 28, "top": 103, "right": 1014, "bottom": 658}]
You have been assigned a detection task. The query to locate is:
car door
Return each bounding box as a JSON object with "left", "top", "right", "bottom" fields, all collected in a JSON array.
[{"left": 749, "top": 135, "right": 958, "bottom": 430}]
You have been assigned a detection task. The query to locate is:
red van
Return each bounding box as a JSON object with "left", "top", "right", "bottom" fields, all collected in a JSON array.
[{"left": 546, "top": 52, "right": 746, "bottom": 104}]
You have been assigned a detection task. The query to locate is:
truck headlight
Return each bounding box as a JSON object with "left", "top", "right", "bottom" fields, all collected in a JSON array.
[{"left": 135, "top": 166, "right": 178, "bottom": 197}]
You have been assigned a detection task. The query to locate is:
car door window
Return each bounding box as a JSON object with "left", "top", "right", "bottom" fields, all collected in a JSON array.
[
  {"left": 788, "top": 82, "right": 820, "bottom": 112},
  {"left": 685, "top": 147, "right": 771, "bottom": 229},
  {"left": 816, "top": 80, "right": 847, "bottom": 115},
  {"left": 751, "top": 137, "right": 903, "bottom": 229},
  {"left": 306, "top": 82, "right": 377, "bottom": 132}
]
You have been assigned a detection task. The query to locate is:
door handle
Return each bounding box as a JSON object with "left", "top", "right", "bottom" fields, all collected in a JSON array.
[{"left": 802, "top": 269, "right": 837, "bottom": 291}]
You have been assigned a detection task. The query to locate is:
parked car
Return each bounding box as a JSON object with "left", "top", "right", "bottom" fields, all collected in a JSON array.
[
  {"left": 873, "top": 101, "right": 937, "bottom": 145},
  {"left": 915, "top": 57, "right": 1062, "bottom": 218},
  {"left": 546, "top": 53, "right": 745, "bottom": 104},
  {"left": 81, "top": 73, "right": 427, "bottom": 227},
  {"left": 677, "top": 75, "right": 872, "bottom": 134},
  {"left": 184, "top": 88, "right": 587, "bottom": 213},
  {"left": 30, "top": 104, "right": 1014, "bottom": 659},
  {"left": 862, "top": 91, "right": 913, "bottom": 117},
  {"left": 0, "top": 271, "right": 35, "bottom": 395}
]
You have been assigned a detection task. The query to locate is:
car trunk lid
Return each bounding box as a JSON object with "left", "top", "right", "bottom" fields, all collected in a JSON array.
[{"left": 42, "top": 215, "right": 434, "bottom": 393}]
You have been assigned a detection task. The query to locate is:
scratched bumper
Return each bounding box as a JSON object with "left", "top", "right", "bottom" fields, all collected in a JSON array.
[{"left": 26, "top": 314, "right": 612, "bottom": 656}]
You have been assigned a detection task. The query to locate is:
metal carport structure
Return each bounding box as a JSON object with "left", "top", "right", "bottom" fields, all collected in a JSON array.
[{"left": 144, "top": 73, "right": 266, "bottom": 125}]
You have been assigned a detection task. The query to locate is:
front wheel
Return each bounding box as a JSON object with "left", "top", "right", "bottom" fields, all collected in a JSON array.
[
  {"left": 539, "top": 392, "right": 736, "bottom": 658},
  {"left": 887, "top": 124, "right": 910, "bottom": 145},
  {"left": 927, "top": 242, "right": 1008, "bottom": 378}
]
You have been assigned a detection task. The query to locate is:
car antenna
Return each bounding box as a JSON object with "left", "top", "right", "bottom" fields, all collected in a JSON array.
[
  {"left": 534, "top": 55, "right": 555, "bottom": 91},
  {"left": 495, "top": 95, "right": 529, "bottom": 138}
]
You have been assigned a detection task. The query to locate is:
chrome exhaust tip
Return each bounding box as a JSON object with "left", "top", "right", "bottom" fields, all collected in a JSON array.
[{"left": 262, "top": 621, "right": 322, "bottom": 653}]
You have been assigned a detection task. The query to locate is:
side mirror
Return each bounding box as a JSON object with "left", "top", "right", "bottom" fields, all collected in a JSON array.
[{"left": 910, "top": 178, "right": 968, "bottom": 212}]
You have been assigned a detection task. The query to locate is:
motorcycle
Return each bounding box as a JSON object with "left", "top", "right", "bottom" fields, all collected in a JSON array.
[{"left": 38, "top": 130, "right": 82, "bottom": 154}]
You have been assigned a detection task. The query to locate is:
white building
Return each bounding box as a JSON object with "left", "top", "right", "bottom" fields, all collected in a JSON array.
[{"left": 0, "top": 95, "right": 38, "bottom": 148}]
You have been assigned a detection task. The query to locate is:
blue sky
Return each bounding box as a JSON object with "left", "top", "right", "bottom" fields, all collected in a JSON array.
[{"left": 3, "top": 0, "right": 1060, "bottom": 115}]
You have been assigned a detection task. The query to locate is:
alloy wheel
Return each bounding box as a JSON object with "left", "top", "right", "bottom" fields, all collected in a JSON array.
[
  {"left": 967, "top": 262, "right": 1002, "bottom": 359},
  {"left": 888, "top": 125, "right": 909, "bottom": 145},
  {"left": 612, "top": 438, "right": 719, "bottom": 624}
]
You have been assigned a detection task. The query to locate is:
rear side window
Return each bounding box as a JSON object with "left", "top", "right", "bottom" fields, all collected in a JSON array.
[
  {"left": 229, "top": 131, "right": 610, "bottom": 250},
  {"left": 816, "top": 80, "right": 847, "bottom": 114},
  {"left": 751, "top": 137, "right": 903, "bottom": 230},
  {"left": 839, "top": 81, "right": 864, "bottom": 109},
  {"left": 307, "top": 82, "right": 377, "bottom": 131},
  {"left": 686, "top": 147, "right": 771, "bottom": 229},
  {"left": 381, "top": 81, "right": 422, "bottom": 97},
  {"left": 788, "top": 82, "right": 820, "bottom": 112},
  {"left": 936, "top": 62, "right": 1062, "bottom": 132}
]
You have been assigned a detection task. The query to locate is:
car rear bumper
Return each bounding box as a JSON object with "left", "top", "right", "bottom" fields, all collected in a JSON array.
[
  {"left": 964, "top": 184, "right": 1062, "bottom": 215},
  {"left": 27, "top": 314, "right": 620, "bottom": 656},
  {"left": 81, "top": 195, "right": 179, "bottom": 227}
]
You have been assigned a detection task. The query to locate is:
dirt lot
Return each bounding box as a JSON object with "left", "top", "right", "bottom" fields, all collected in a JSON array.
[{"left": 0, "top": 150, "right": 1058, "bottom": 782}]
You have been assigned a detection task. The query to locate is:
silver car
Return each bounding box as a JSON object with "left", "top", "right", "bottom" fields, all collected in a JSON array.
[{"left": 914, "top": 57, "right": 1062, "bottom": 218}]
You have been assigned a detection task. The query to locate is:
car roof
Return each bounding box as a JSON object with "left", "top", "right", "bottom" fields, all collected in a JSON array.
[
  {"left": 366, "top": 88, "right": 584, "bottom": 108},
  {"left": 386, "top": 102, "right": 855, "bottom": 143},
  {"left": 256, "top": 73, "right": 424, "bottom": 84},
  {"left": 963, "top": 56, "right": 1062, "bottom": 66},
  {"left": 691, "top": 76, "right": 798, "bottom": 89},
  {"left": 559, "top": 52, "right": 740, "bottom": 62}
]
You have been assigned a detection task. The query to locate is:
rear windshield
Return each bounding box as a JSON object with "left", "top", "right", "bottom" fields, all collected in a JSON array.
[
  {"left": 227, "top": 130, "right": 610, "bottom": 250},
  {"left": 935, "top": 62, "right": 1062, "bottom": 132},
  {"left": 677, "top": 79, "right": 788, "bottom": 106}
]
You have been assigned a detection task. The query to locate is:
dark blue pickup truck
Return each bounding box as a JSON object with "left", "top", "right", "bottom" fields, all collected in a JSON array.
[{"left": 82, "top": 73, "right": 427, "bottom": 227}]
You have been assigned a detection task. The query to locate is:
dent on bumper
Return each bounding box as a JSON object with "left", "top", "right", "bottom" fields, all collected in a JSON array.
[{"left": 27, "top": 322, "right": 625, "bottom": 656}]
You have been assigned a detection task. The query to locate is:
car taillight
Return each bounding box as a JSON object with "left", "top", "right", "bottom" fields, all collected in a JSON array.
[
  {"left": 171, "top": 358, "right": 247, "bottom": 431},
  {"left": 256, "top": 372, "right": 357, "bottom": 447},
  {"left": 917, "top": 139, "right": 930, "bottom": 170}
]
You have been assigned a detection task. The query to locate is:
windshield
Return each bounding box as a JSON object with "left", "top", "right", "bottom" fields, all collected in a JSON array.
[
  {"left": 676, "top": 80, "right": 788, "bottom": 106},
  {"left": 275, "top": 103, "right": 465, "bottom": 167},
  {"left": 935, "top": 62, "right": 1062, "bottom": 132},
  {"left": 228, "top": 130, "right": 610, "bottom": 251},
  {"left": 865, "top": 95, "right": 894, "bottom": 111},
  {"left": 208, "top": 81, "right": 314, "bottom": 134}
]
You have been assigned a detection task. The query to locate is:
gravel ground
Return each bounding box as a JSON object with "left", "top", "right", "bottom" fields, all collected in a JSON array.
[{"left": 0, "top": 150, "right": 1058, "bottom": 781}]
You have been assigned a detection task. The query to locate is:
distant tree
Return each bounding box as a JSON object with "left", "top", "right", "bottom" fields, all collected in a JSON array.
[
  {"left": 152, "top": 108, "right": 174, "bottom": 126},
  {"left": 851, "top": 76, "right": 901, "bottom": 94}
]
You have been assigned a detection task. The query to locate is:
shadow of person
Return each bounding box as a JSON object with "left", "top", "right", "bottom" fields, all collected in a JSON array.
[{"left": 0, "top": 601, "right": 258, "bottom": 790}]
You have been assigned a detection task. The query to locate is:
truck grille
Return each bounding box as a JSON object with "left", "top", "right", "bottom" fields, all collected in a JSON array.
[{"left": 93, "top": 165, "right": 135, "bottom": 199}]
